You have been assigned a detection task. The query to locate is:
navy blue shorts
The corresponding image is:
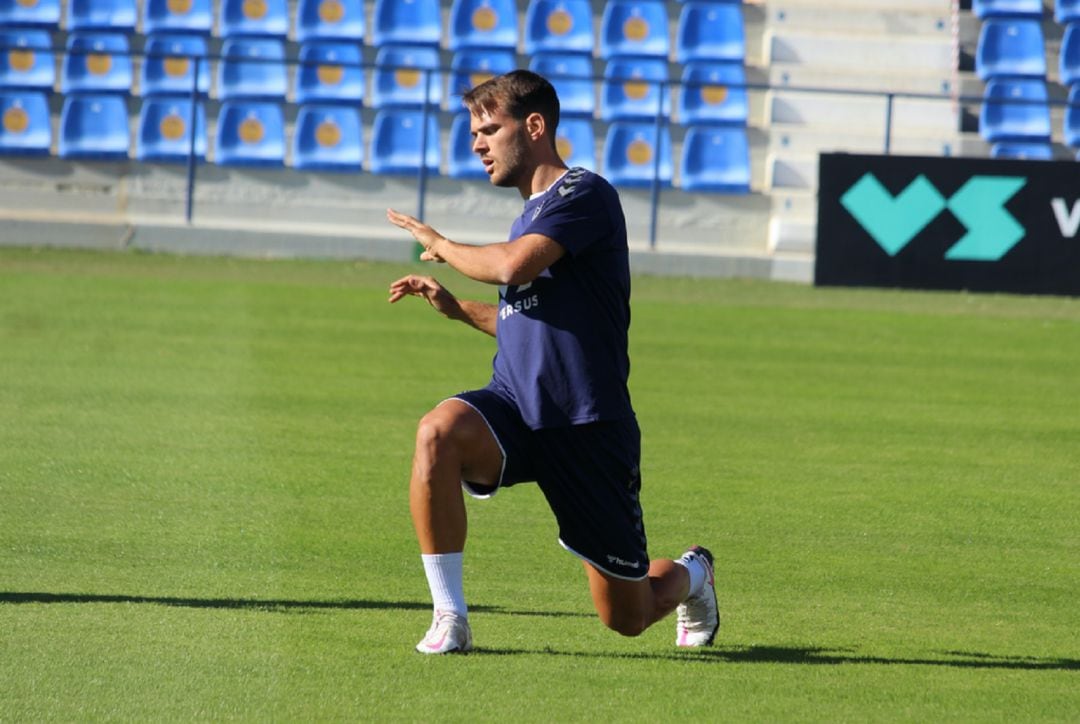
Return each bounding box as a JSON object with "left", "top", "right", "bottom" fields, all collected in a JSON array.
[{"left": 449, "top": 386, "right": 649, "bottom": 581}]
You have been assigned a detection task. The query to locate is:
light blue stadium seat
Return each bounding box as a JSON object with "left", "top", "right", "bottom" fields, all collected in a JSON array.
[
  {"left": 58, "top": 93, "right": 129, "bottom": 159},
  {"left": 675, "top": 2, "right": 745, "bottom": 64},
  {"left": 136, "top": 97, "right": 206, "bottom": 162},
  {"left": 215, "top": 100, "right": 285, "bottom": 167},
  {"left": 448, "top": 0, "right": 518, "bottom": 51},
  {"left": 973, "top": 0, "right": 1044, "bottom": 18},
  {"left": 448, "top": 111, "right": 485, "bottom": 179},
  {"left": 1064, "top": 84, "right": 1080, "bottom": 147},
  {"left": 0, "top": 90, "right": 50, "bottom": 155},
  {"left": 295, "top": 42, "right": 364, "bottom": 104},
  {"left": 979, "top": 78, "right": 1051, "bottom": 142},
  {"left": 217, "top": 38, "right": 287, "bottom": 101},
  {"left": 0, "top": 29, "right": 54, "bottom": 91},
  {"left": 976, "top": 19, "right": 1046, "bottom": 80},
  {"left": 68, "top": 0, "right": 136, "bottom": 31},
  {"left": 0, "top": 0, "right": 60, "bottom": 27},
  {"left": 61, "top": 32, "right": 133, "bottom": 95},
  {"left": 1057, "top": 0, "right": 1080, "bottom": 24},
  {"left": 141, "top": 34, "right": 209, "bottom": 97},
  {"left": 603, "top": 121, "right": 672, "bottom": 188},
  {"left": 990, "top": 140, "right": 1053, "bottom": 159},
  {"left": 678, "top": 62, "right": 748, "bottom": 126},
  {"left": 599, "top": 0, "right": 670, "bottom": 60},
  {"left": 218, "top": 0, "right": 288, "bottom": 38},
  {"left": 369, "top": 108, "right": 440, "bottom": 175},
  {"left": 296, "top": 0, "right": 364, "bottom": 42},
  {"left": 554, "top": 116, "right": 595, "bottom": 170},
  {"left": 448, "top": 49, "right": 515, "bottom": 110},
  {"left": 529, "top": 53, "right": 594, "bottom": 118},
  {"left": 142, "top": 0, "right": 212, "bottom": 35},
  {"left": 680, "top": 125, "right": 749, "bottom": 193},
  {"left": 371, "top": 44, "right": 442, "bottom": 109},
  {"left": 292, "top": 104, "right": 363, "bottom": 171},
  {"left": 1060, "top": 23, "right": 1080, "bottom": 86},
  {"left": 601, "top": 57, "right": 669, "bottom": 121},
  {"left": 372, "top": 0, "right": 441, "bottom": 47},
  {"left": 523, "top": 0, "right": 593, "bottom": 56}
]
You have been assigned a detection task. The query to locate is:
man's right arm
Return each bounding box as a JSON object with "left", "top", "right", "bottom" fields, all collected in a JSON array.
[{"left": 388, "top": 275, "right": 497, "bottom": 337}]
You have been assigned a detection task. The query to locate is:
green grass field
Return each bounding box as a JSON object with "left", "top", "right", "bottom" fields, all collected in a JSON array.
[{"left": 1, "top": 247, "right": 1078, "bottom": 721}]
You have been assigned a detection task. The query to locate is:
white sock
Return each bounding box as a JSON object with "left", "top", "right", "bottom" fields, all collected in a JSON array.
[
  {"left": 421, "top": 552, "right": 467, "bottom": 618},
  {"left": 675, "top": 552, "right": 706, "bottom": 599}
]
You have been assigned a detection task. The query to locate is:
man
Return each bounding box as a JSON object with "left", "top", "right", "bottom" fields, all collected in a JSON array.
[{"left": 387, "top": 70, "right": 717, "bottom": 654}]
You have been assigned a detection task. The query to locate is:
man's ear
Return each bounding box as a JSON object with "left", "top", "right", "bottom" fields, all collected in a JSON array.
[{"left": 525, "top": 112, "right": 546, "bottom": 142}]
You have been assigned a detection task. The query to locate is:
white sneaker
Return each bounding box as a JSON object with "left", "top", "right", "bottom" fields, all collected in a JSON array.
[
  {"left": 416, "top": 610, "right": 473, "bottom": 655},
  {"left": 676, "top": 546, "right": 719, "bottom": 647}
]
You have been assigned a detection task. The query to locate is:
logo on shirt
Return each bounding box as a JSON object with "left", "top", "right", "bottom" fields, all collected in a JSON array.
[{"left": 499, "top": 287, "right": 540, "bottom": 320}]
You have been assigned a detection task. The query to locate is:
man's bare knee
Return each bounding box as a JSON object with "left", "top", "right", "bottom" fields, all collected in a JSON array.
[{"left": 599, "top": 609, "right": 648, "bottom": 638}]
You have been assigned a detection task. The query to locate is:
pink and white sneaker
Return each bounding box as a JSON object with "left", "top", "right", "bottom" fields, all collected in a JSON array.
[
  {"left": 676, "top": 546, "right": 719, "bottom": 647},
  {"left": 416, "top": 610, "right": 473, "bottom": 655}
]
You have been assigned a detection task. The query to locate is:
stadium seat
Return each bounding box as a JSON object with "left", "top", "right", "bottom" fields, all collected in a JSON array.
[
  {"left": 214, "top": 100, "right": 285, "bottom": 167},
  {"left": 61, "top": 32, "right": 133, "bottom": 95},
  {"left": 1064, "top": 84, "right": 1080, "bottom": 147},
  {"left": 58, "top": 93, "right": 130, "bottom": 159},
  {"left": 140, "top": 34, "right": 209, "bottom": 97},
  {"left": 675, "top": 2, "right": 745, "bottom": 64},
  {"left": 67, "top": 0, "right": 137, "bottom": 31},
  {"left": 448, "top": 111, "right": 485, "bottom": 179},
  {"left": 0, "top": 29, "right": 54, "bottom": 91},
  {"left": 216, "top": 38, "right": 287, "bottom": 101},
  {"left": 142, "top": 0, "right": 212, "bottom": 35},
  {"left": 448, "top": 49, "right": 515, "bottom": 110},
  {"left": 0, "top": 90, "right": 51, "bottom": 155},
  {"left": 529, "top": 53, "right": 594, "bottom": 118},
  {"left": 990, "top": 140, "right": 1053, "bottom": 159},
  {"left": 679, "top": 125, "right": 750, "bottom": 193},
  {"left": 372, "top": 0, "right": 441, "bottom": 48},
  {"left": 295, "top": 41, "right": 364, "bottom": 105},
  {"left": 371, "top": 44, "right": 442, "bottom": 109},
  {"left": 979, "top": 78, "right": 1051, "bottom": 142},
  {"left": 292, "top": 104, "right": 363, "bottom": 171},
  {"left": 973, "top": 0, "right": 1044, "bottom": 18},
  {"left": 554, "top": 116, "right": 595, "bottom": 170},
  {"left": 603, "top": 120, "right": 672, "bottom": 188},
  {"left": 523, "top": 0, "right": 594, "bottom": 56},
  {"left": 136, "top": 97, "right": 206, "bottom": 162},
  {"left": 296, "top": 0, "right": 365, "bottom": 42},
  {"left": 218, "top": 0, "right": 288, "bottom": 39},
  {"left": 0, "top": 0, "right": 60, "bottom": 27},
  {"left": 600, "top": 57, "right": 669, "bottom": 122},
  {"left": 1056, "top": 0, "right": 1080, "bottom": 24},
  {"left": 369, "top": 108, "right": 440, "bottom": 175},
  {"left": 599, "top": 0, "right": 670, "bottom": 60},
  {"left": 976, "top": 19, "right": 1046, "bottom": 80},
  {"left": 677, "top": 62, "right": 748, "bottom": 126},
  {"left": 448, "top": 0, "right": 518, "bottom": 51},
  {"left": 1060, "top": 23, "right": 1080, "bottom": 86}
]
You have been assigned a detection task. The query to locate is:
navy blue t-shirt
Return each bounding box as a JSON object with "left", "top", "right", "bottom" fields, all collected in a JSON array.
[{"left": 489, "top": 167, "right": 634, "bottom": 430}]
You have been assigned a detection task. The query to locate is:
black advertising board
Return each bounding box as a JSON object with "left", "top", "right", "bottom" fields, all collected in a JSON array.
[{"left": 815, "top": 153, "right": 1080, "bottom": 295}]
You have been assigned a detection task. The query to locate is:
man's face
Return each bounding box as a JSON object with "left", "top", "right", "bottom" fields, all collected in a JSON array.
[{"left": 469, "top": 107, "right": 532, "bottom": 189}]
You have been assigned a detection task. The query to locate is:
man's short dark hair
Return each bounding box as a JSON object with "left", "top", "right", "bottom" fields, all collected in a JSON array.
[{"left": 462, "top": 70, "right": 561, "bottom": 141}]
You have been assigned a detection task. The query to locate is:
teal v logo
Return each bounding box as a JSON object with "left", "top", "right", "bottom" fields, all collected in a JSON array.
[{"left": 840, "top": 174, "right": 945, "bottom": 256}]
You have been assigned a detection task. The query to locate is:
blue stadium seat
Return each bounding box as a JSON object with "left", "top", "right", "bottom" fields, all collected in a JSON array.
[
  {"left": 678, "top": 62, "right": 748, "bottom": 126},
  {"left": 523, "top": 0, "right": 593, "bottom": 55},
  {"left": 372, "top": 0, "right": 441, "bottom": 47},
  {"left": 976, "top": 19, "right": 1046, "bottom": 80},
  {"left": 136, "top": 98, "right": 206, "bottom": 162},
  {"left": 0, "top": 0, "right": 60, "bottom": 27},
  {"left": 292, "top": 104, "right": 363, "bottom": 171},
  {"left": 448, "top": 49, "right": 515, "bottom": 110},
  {"left": 973, "top": 0, "right": 1043, "bottom": 18},
  {"left": 295, "top": 42, "right": 364, "bottom": 105},
  {"left": 601, "top": 57, "right": 669, "bottom": 121},
  {"left": 369, "top": 108, "right": 440, "bottom": 175},
  {"left": 214, "top": 100, "right": 285, "bottom": 167},
  {"left": 296, "top": 0, "right": 365, "bottom": 42},
  {"left": 0, "top": 29, "right": 54, "bottom": 91},
  {"left": 140, "top": 34, "right": 209, "bottom": 97},
  {"left": 448, "top": 0, "right": 518, "bottom": 51},
  {"left": 599, "top": 0, "right": 670, "bottom": 60},
  {"left": 218, "top": 0, "right": 288, "bottom": 38},
  {"left": 554, "top": 116, "right": 595, "bottom": 170},
  {"left": 990, "top": 140, "right": 1053, "bottom": 159},
  {"left": 58, "top": 93, "right": 130, "bottom": 159},
  {"left": 1064, "top": 84, "right": 1080, "bottom": 147},
  {"left": 142, "top": 0, "right": 212, "bottom": 35},
  {"left": 680, "top": 125, "right": 749, "bottom": 193},
  {"left": 61, "top": 32, "right": 133, "bottom": 95},
  {"left": 603, "top": 121, "right": 672, "bottom": 188},
  {"left": 68, "top": 0, "right": 137, "bottom": 31},
  {"left": 979, "top": 78, "right": 1051, "bottom": 142},
  {"left": 1060, "top": 23, "right": 1080, "bottom": 86},
  {"left": 448, "top": 111, "right": 485, "bottom": 179},
  {"left": 371, "top": 44, "right": 442, "bottom": 109},
  {"left": 529, "top": 53, "right": 594, "bottom": 118},
  {"left": 1056, "top": 0, "right": 1080, "bottom": 24},
  {"left": 217, "top": 38, "right": 287, "bottom": 101},
  {"left": 0, "top": 91, "right": 50, "bottom": 155},
  {"left": 675, "top": 2, "right": 745, "bottom": 64}
]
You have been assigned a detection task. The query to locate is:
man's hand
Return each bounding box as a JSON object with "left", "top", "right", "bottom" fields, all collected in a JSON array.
[
  {"left": 388, "top": 274, "right": 461, "bottom": 316},
  {"left": 387, "top": 209, "right": 446, "bottom": 262}
]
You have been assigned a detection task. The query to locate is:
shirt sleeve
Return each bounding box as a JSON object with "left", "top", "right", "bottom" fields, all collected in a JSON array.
[{"left": 520, "top": 177, "right": 612, "bottom": 257}]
